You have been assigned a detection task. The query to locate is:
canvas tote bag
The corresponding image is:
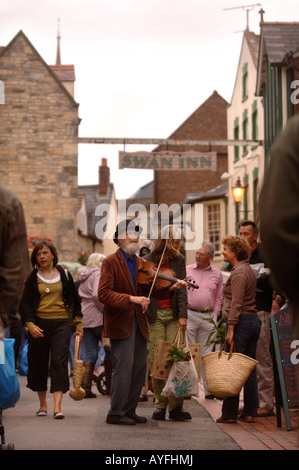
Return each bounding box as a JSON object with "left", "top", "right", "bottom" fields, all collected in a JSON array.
[{"left": 151, "top": 328, "right": 201, "bottom": 380}]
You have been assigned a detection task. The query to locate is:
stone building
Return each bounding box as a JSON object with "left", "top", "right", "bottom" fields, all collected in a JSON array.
[{"left": 0, "top": 30, "right": 79, "bottom": 260}]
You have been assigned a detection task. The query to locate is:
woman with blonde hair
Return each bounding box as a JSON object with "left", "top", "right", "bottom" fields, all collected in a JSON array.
[
  {"left": 145, "top": 225, "right": 191, "bottom": 421},
  {"left": 79, "top": 252, "right": 106, "bottom": 397},
  {"left": 216, "top": 236, "right": 261, "bottom": 424}
]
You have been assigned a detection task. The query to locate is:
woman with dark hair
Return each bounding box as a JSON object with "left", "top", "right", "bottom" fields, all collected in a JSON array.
[
  {"left": 216, "top": 236, "right": 261, "bottom": 424},
  {"left": 145, "top": 225, "right": 191, "bottom": 422},
  {"left": 20, "top": 241, "right": 83, "bottom": 419}
]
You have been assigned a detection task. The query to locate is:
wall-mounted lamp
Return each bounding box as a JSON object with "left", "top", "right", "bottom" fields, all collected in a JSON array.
[{"left": 232, "top": 177, "right": 246, "bottom": 203}]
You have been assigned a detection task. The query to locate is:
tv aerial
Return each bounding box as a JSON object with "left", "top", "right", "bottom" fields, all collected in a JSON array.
[{"left": 223, "top": 3, "right": 262, "bottom": 31}]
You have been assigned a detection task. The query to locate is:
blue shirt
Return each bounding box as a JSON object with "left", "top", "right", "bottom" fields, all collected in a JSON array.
[{"left": 120, "top": 248, "right": 137, "bottom": 287}]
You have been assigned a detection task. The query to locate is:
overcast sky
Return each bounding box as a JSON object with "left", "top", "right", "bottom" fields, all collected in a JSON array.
[{"left": 1, "top": 0, "right": 299, "bottom": 198}]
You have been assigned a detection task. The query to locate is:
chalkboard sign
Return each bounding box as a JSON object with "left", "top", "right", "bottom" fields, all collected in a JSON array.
[{"left": 270, "top": 305, "right": 299, "bottom": 430}]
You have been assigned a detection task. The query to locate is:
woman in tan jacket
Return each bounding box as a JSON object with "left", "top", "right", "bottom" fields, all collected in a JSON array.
[{"left": 216, "top": 236, "right": 261, "bottom": 424}]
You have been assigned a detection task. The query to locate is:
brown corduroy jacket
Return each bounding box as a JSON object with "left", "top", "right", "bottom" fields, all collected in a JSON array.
[{"left": 98, "top": 249, "right": 168, "bottom": 340}]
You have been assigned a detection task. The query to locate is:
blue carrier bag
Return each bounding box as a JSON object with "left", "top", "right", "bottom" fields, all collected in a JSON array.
[
  {"left": 0, "top": 338, "right": 20, "bottom": 410},
  {"left": 18, "top": 340, "right": 28, "bottom": 376}
]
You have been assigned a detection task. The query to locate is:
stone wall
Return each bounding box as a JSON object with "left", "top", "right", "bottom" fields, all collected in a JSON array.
[{"left": 0, "top": 31, "right": 79, "bottom": 260}]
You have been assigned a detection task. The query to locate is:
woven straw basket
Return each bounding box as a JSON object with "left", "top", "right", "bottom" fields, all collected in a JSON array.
[
  {"left": 69, "top": 336, "right": 86, "bottom": 401},
  {"left": 202, "top": 342, "right": 258, "bottom": 398}
]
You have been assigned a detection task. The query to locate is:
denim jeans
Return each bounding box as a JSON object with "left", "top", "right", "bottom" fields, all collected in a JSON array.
[
  {"left": 221, "top": 315, "right": 261, "bottom": 419},
  {"left": 83, "top": 326, "right": 103, "bottom": 363}
]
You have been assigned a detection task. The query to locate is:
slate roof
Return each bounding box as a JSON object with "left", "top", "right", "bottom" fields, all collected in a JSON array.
[
  {"left": 244, "top": 30, "right": 260, "bottom": 68},
  {"left": 128, "top": 180, "right": 153, "bottom": 200},
  {"left": 182, "top": 181, "right": 228, "bottom": 205},
  {"left": 260, "top": 22, "right": 299, "bottom": 65},
  {"left": 256, "top": 22, "right": 299, "bottom": 95}
]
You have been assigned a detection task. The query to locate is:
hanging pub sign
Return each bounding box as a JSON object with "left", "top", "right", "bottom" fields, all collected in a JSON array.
[{"left": 119, "top": 151, "right": 217, "bottom": 171}]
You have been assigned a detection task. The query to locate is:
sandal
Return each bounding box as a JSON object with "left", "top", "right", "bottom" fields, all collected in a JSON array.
[
  {"left": 36, "top": 410, "right": 47, "bottom": 416},
  {"left": 53, "top": 412, "right": 65, "bottom": 419}
]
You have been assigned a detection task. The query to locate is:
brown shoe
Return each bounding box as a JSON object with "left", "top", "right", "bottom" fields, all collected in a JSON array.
[
  {"left": 239, "top": 415, "right": 256, "bottom": 423},
  {"left": 257, "top": 407, "right": 274, "bottom": 417},
  {"left": 216, "top": 416, "right": 237, "bottom": 424}
]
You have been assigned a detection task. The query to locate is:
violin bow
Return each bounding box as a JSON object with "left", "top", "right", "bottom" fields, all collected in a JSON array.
[{"left": 147, "top": 243, "right": 167, "bottom": 300}]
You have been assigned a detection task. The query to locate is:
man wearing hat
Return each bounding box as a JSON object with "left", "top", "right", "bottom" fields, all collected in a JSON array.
[{"left": 98, "top": 219, "right": 185, "bottom": 425}]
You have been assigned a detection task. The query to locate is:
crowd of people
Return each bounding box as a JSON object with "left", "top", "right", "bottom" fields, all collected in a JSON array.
[
  {"left": 2, "top": 116, "right": 299, "bottom": 434},
  {"left": 0, "top": 187, "right": 286, "bottom": 426}
]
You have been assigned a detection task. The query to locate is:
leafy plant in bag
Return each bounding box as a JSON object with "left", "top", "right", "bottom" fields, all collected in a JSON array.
[{"left": 166, "top": 345, "right": 191, "bottom": 365}]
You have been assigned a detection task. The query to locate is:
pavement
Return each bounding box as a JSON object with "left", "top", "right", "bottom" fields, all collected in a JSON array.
[
  {"left": 1, "top": 373, "right": 299, "bottom": 454},
  {"left": 196, "top": 384, "right": 299, "bottom": 451}
]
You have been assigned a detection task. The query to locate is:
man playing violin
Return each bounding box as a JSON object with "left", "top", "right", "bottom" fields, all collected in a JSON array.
[{"left": 98, "top": 219, "right": 186, "bottom": 425}]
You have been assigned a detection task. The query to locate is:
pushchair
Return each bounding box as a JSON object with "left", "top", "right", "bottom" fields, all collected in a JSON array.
[
  {"left": 96, "top": 370, "right": 110, "bottom": 395},
  {"left": 95, "top": 366, "right": 153, "bottom": 396},
  {"left": 0, "top": 409, "right": 15, "bottom": 450},
  {"left": 95, "top": 338, "right": 112, "bottom": 395}
]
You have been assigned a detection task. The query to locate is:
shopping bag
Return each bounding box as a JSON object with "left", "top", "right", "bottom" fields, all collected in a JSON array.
[
  {"left": 161, "top": 334, "right": 199, "bottom": 398},
  {"left": 0, "top": 339, "right": 20, "bottom": 409},
  {"left": 151, "top": 329, "right": 182, "bottom": 380},
  {"left": 18, "top": 340, "right": 28, "bottom": 376},
  {"left": 189, "top": 342, "right": 201, "bottom": 381},
  {"left": 151, "top": 328, "right": 201, "bottom": 380},
  {"left": 161, "top": 359, "right": 199, "bottom": 398},
  {"left": 202, "top": 341, "right": 258, "bottom": 398}
]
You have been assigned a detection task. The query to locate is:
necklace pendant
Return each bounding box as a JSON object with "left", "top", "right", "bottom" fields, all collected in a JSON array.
[{"left": 45, "top": 287, "right": 50, "bottom": 293}]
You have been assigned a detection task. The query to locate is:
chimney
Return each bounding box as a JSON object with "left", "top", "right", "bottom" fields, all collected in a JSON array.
[{"left": 99, "top": 158, "right": 110, "bottom": 195}]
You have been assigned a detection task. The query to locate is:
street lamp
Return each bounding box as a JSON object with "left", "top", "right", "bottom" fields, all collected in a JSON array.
[{"left": 232, "top": 177, "right": 246, "bottom": 203}]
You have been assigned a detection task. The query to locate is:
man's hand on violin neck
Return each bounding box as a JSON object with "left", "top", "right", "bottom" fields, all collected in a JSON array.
[
  {"left": 130, "top": 295, "right": 150, "bottom": 312},
  {"left": 169, "top": 279, "right": 188, "bottom": 291}
]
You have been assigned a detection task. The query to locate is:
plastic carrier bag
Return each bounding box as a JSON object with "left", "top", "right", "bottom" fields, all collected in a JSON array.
[
  {"left": 0, "top": 338, "right": 20, "bottom": 409},
  {"left": 18, "top": 340, "right": 28, "bottom": 376}
]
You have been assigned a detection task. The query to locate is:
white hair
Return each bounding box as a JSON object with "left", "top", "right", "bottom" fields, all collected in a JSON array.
[
  {"left": 198, "top": 240, "right": 215, "bottom": 259},
  {"left": 86, "top": 253, "right": 106, "bottom": 269}
]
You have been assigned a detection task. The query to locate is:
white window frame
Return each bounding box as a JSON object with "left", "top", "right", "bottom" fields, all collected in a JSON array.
[{"left": 206, "top": 203, "right": 221, "bottom": 256}]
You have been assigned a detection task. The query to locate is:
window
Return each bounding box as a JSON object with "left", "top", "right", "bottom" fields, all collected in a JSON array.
[
  {"left": 242, "top": 63, "right": 248, "bottom": 102},
  {"left": 206, "top": 204, "right": 221, "bottom": 255},
  {"left": 253, "top": 167, "right": 259, "bottom": 222},
  {"left": 234, "top": 117, "right": 239, "bottom": 162},
  {"left": 242, "top": 109, "right": 248, "bottom": 155},
  {"left": 251, "top": 100, "right": 258, "bottom": 140}
]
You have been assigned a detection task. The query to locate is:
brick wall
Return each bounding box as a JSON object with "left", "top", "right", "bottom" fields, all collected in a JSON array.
[
  {"left": 153, "top": 91, "right": 228, "bottom": 206},
  {"left": 0, "top": 31, "right": 79, "bottom": 260}
]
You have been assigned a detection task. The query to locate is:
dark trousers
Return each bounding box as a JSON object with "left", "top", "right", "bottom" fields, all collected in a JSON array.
[
  {"left": 108, "top": 317, "right": 147, "bottom": 417},
  {"left": 27, "top": 318, "right": 72, "bottom": 393},
  {"left": 221, "top": 315, "right": 261, "bottom": 419}
]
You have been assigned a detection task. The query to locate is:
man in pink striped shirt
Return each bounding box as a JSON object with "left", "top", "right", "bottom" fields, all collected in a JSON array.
[{"left": 186, "top": 241, "right": 223, "bottom": 398}]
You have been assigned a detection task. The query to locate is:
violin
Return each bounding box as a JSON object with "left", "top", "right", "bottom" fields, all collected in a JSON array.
[{"left": 137, "top": 260, "right": 199, "bottom": 290}]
